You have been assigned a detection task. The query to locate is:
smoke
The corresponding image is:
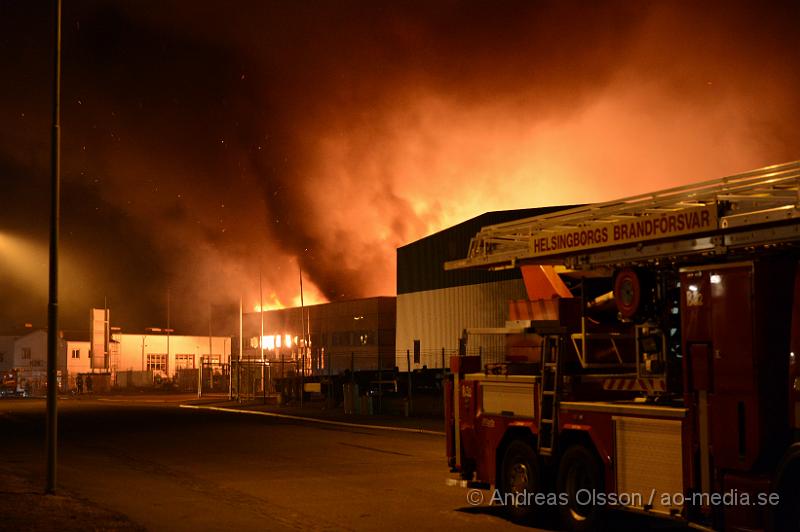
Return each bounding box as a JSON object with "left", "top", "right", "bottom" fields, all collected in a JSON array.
[{"left": 0, "top": 1, "right": 798, "bottom": 331}]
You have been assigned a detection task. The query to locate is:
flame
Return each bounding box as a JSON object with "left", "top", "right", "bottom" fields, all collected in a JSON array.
[
  {"left": 257, "top": 333, "right": 296, "bottom": 351},
  {"left": 253, "top": 284, "right": 328, "bottom": 313},
  {"left": 254, "top": 292, "right": 284, "bottom": 313},
  {"left": 262, "top": 335, "right": 275, "bottom": 350}
]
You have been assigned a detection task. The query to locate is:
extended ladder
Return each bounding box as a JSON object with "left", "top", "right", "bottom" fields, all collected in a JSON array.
[
  {"left": 537, "top": 334, "right": 562, "bottom": 456},
  {"left": 445, "top": 160, "right": 800, "bottom": 271}
]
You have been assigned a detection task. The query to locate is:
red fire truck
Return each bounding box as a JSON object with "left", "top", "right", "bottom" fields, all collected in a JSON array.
[
  {"left": 1, "top": 369, "right": 21, "bottom": 397},
  {"left": 444, "top": 161, "right": 800, "bottom": 531}
]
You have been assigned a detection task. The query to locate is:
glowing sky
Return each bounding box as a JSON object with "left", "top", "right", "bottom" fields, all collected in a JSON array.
[{"left": 1, "top": 1, "right": 798, "bottom": 332}]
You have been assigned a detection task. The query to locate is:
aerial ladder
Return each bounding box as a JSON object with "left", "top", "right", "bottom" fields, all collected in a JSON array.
[{"left": 446, "top": 160, "right": 800, "bottom": 272}]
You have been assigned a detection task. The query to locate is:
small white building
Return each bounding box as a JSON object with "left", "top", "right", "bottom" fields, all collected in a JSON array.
[
  {"left": 9, "top": 329, "right": 68, "bottom": 393},
  {"left": 14, "top": 329, "right": 49, "bottom": 374},
  {"left": 62, "top": 332, "right": 92, "bottom": 378}
]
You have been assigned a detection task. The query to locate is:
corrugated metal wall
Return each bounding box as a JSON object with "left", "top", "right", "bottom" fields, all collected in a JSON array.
[
  {"left": 395, "top": 279, "right": 527, "bottom": 370},
  {"left": 397, "top": 207, "right": 569, "bottom": 295}
]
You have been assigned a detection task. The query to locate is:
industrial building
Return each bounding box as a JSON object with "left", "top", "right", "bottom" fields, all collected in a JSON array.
[
  {"left": 242, "top": 296, "right": 396, "bottom": 375},
  {"left": 395, "top": 207, "right": 567, "bottom": 370},
  {"left": 110, "top": 331, "right": 231, "bottom": 378},
  {"left": 0, "top": 321, "right": 231, "bottom": 394}
]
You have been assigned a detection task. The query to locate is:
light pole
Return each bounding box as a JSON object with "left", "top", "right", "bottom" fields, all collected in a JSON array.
[
  {"left": 45, "top": 0, "right": 62, "bottom": 495},
  {"left": 260, "top": 270, "right": 265, "bottom": 403},
  {"left": 166, "top": 288, "right": 170, "bottom": 371},
  {"left": 141, "top": 335, "right": 147, "bottom": 372}
]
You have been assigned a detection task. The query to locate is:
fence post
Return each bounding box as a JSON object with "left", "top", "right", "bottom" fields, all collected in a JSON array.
[
  {"left": 327, "top": 351, "right": 332, "bottom": 407},
  {"left": 377, "top": 349, "right": 382, "bottom": 415},
  {"left": 300, "top": 348, "right": 304, "bottom": 408},
  {"left": 228, "top": 359, "right": 232, "bottom": 401},
  {"left": 407, "top": 349, "right": 412, "bottom": 417},
  {"left": 197, "top": 355, "right": 203, "bottom": 399}
]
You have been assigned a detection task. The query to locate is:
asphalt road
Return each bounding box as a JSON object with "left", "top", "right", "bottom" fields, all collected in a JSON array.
[{"left": 0, "top": 396, "right": 533, "bottom": 531}]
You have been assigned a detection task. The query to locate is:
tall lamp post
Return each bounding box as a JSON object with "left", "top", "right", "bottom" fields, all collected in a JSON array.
[{"left": 46, "top": 0, "right": 62, "bottom": 495}]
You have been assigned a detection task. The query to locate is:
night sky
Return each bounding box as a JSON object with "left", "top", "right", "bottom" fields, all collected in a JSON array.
[{"left": 1, "top": 1, "right": 799, "bottom": 334}]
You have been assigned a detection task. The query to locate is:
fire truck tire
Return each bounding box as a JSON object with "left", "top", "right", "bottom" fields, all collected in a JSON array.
[
  {"left": 499, "top": 440, "right": 541, "bottom": 523},
  {"left": 770, "top": 444, "right": 800, "bottom": 532},
  {"left": 557, "top": 444, "right": 605, "bottom": 532}
]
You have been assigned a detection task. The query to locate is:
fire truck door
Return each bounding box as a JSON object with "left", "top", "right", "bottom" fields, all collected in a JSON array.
[
  {"left": 682, "top": 263, "right": 756, "bottom": 493},
  {"left": 707, "top": 265, "right": 758, "bottom": 472},
  {"left": 682, "top": 268, "right": 712, "bottom": 494}
]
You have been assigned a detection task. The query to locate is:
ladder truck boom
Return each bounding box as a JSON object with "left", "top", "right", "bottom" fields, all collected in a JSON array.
[{"left": 445, "top": 160, "right": 800, "bottom": 271}]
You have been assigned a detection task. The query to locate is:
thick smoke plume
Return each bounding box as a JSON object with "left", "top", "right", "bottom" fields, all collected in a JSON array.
[{"left": 1, "top": 1, "right": 798, "bottom": 331}]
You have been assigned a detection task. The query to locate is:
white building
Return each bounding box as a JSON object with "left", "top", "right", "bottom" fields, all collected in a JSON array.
[
  {"left": 0, "top": 326, "right": 231, "bottom": 391},
  {"left": 4, "top": 329, "right": 69, "bottom": 393},
  {"left": 63, "top": 334, "right": 92, "bottom": 375},
  {"left": 111, "top": 332, "right": 231, "bottom": 379}
]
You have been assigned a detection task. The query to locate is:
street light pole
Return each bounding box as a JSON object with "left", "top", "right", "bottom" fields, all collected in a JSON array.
[
  {"left": 237, "top": 295, "right": 242, "bottom": 402},
  {"left": 141, "top": 335, "right": 146, "bottom": 372},
  {"left": 166, "top": 288, "right": 170, "bottom": 372},
  {"left": 299, "top": 264, "right": 305, "bottom": 408},
  {"left": 45, "top": 0, "right": 62, "bottom": 496},
  {"left": 260, "top": 270, "right": 265, "bottom": 403}
]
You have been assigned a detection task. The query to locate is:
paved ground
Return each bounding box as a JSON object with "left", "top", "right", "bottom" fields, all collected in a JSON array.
[
  {"left": 1, "top": 395, "right": 688, "bottom": 531},
  {"left": 0, "top": 395, "right": 533, "bottom": 531}
]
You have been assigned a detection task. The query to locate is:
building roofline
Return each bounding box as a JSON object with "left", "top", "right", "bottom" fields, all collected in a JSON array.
[
  {"left": 243, "top": 295, "right": 397, "bottom": 316},
  {"left": 396, "top": 206, "right": 578, "bottom": 250}
]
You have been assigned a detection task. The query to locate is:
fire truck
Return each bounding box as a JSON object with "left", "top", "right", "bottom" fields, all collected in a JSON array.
[
  {"left": 0, "top": 369, "right": 21, "bottom": 397},
  {"left": 443, "top": 161, "right": 800, "bottom": 531}
]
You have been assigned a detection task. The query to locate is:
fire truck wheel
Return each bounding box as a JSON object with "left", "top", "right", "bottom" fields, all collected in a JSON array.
[
  {"left": 771, "top": 445, "right": 800, "bottom": 532},
  {"left": 500, "top": 440, "right": 541, "bottom": 523},
  {"left": 557, "top": 444, "right": 604, "bottom": 532}
]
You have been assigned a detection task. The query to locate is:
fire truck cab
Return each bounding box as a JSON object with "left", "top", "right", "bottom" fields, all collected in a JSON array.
[{"left": 444, "top": 161, "right": 800, "bottom": 531}]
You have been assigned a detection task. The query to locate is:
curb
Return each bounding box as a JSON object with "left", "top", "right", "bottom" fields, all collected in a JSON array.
[{"left": 178, "top": 404, "right": 445, "bottom": 436}]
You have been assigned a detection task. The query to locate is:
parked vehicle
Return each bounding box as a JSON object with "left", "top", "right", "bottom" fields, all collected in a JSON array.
[
  {"left": 0, "top": 369, "right": 27, "bottom": 397},
  {"left": 445, "top": 161, "right": 800, "bottom": 531}
]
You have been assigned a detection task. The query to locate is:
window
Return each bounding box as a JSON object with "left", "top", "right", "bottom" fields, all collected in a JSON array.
[
  {"left": 358, "top": 331, "right": 374, "bottom": 346},
  {"left": 31, "top": 359, "right": 43, "bottom": 367},
  {"left": 202, "top": 355, "right": 221, "bottom": 365},
  {"left": 22, "top": 347, "right": 31, "bottom": 360},
  {"left": 175, "top": 354, "right": 194, "bottom": 370},
  {"left": 71, "top": 349, "right": 80, "bottom": 359},
  {"left": 146, "top": 353, "right": 168, "bottom": 373}
]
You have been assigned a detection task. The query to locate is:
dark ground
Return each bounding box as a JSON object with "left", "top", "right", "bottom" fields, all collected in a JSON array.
[
  {"left": 0, "top": 396, "right": 531, "bottom": 531},
  {"left": 0, "top": 395, "right": 689, "bottom": 531}
]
